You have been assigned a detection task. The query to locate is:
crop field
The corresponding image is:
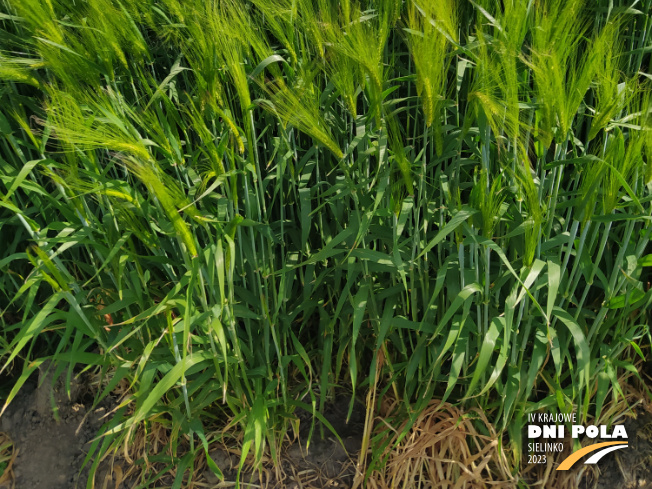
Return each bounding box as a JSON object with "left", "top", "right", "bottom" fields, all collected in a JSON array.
[{"left": 0, "top": 0, "right": 651, "bottom": 487}]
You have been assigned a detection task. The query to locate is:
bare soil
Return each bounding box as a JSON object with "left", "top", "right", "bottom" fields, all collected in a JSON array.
[
  {"left": 0, "top": 370, "right": 364, "bottom": 489},
  {"left": 0, "top": 364, "right": 111, "bottom": 489},
  {"left": 593, "top": 408, "right": 652, "bottom": 489},
  {"left": 2, "top": 368, "right": 650, "bottom": 489}
]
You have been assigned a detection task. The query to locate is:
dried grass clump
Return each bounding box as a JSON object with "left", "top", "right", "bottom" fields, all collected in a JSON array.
[
  {"left": 523, "top": 355, "right": 651, "bottom": 489},
  {"left": 519, "top": 441, "right": 581, "bottom": 489},
  {"left": 366, "top": 399, "right": 516, "bottom": 489}
]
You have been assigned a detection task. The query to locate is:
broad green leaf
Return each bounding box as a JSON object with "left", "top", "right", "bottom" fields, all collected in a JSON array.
[
  {"left": 466, "top": 317, "right": 502, "bottom": 397},
  {"left": 418, "top": 207, "right": 477, "bottom": 258}
]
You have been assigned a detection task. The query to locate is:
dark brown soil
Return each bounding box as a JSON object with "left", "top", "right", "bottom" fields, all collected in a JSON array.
[
  {"left": 1, "top": 370, "right": 365, "bottom": 489},
  {"left": 5, "top": 367, "right": 650, "bottom": 489},
  {"left": 594, "top": 408, "right": 652, "bottom": 489},
  {"left": 0, "top": 363, "right": 112, "bottom": 489},
  {"left": 198, "top": 398, "right": 365, "bottom": 488}
]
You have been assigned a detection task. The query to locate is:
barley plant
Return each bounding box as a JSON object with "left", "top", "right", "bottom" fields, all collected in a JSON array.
[{"left": 0, "top": 0, "right": 651, "bottom": 486}]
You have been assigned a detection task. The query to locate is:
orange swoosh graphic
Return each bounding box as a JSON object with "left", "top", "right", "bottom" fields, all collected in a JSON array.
[{"left": 557, "top": 442, "right": 628, "bottom": 470}]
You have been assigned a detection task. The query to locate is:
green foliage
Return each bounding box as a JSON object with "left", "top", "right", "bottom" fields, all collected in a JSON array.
[{"left": 1, "top": 0, "right": 651, "bottom": 485}]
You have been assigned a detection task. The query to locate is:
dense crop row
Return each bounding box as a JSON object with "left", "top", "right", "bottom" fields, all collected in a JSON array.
[{"left": 1, "top": 0, "right": 651, "bottom": 486}]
